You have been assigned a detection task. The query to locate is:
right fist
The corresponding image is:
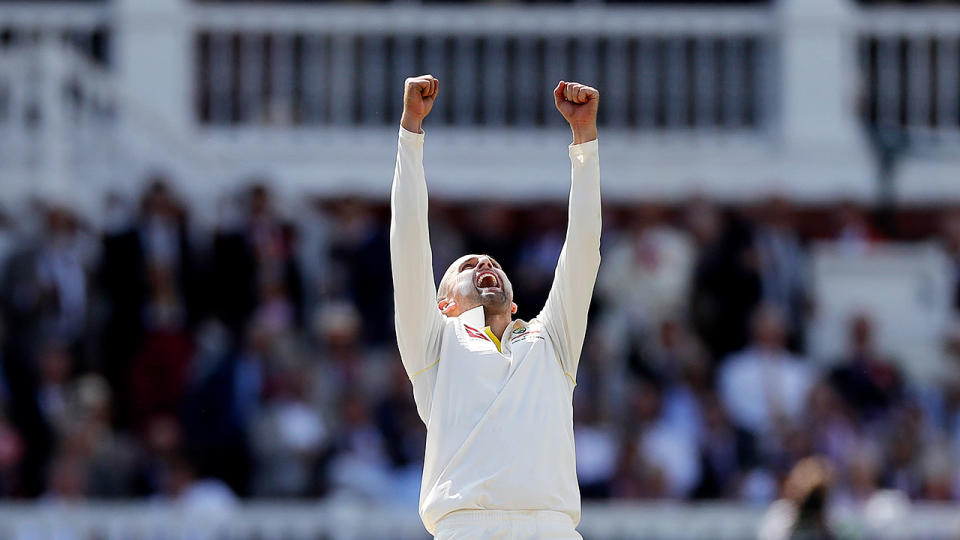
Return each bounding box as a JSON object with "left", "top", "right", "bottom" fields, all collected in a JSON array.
[{"left": 403, "top": 75, "right": 439, "bottom": 123}]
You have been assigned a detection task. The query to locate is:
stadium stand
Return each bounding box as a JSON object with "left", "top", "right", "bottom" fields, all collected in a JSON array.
[{"left": 0, "top": 0, "right": 959, "bottom": 538}]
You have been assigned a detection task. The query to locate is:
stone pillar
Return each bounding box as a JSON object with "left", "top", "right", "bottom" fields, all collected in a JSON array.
[
  {"left": 114, "top": 0, "right": 192, "bottom": 134},
  {"left": 776, "top": 0, "right": 873, "bottom": 200}
]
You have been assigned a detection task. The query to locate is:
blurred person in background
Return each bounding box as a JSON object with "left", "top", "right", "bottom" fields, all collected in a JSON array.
[
  {"left": 180, "top": 318, "right": 256, "bottom": 496},
  {"left": 59, "top": 374, "right": 138, "bottom": 497},
  {"left": 326, "top": 391, "right": 391, "bottom": 500},
  {"left": 0, "top": 317, "right": 24, "bottom": 497},
  {"left": 941, "top": 208, "right": 960, "bottom": 310},
  {"left": 828, "top": 313, "right": 903, "bottom": 426},
  {"left": 99, "top": 178, "right": 196, "bottom": 427},
  {"left": 833, "top": 446, "right": 881, "bottom": 510},
  {"left": 831, "top": 201, "right": 880, "bottom": 256},
  {"left": 719, "top": 305, "right": 815, "bottom": 437},
  {"left": 211, "top": 183, "right": 302, "bottom": 339},
  {"left": 328, "top": 198, "right": 392, "bottom": 344},
  {"left": 693, "top": 392, "right": 757, "bottom": 499},
  {"left": 2, "top": 204, "right": 93, "bottom": 366},
  {"left": 686, "top": 196, "right": 762, "bottom": 360},
  {"left": 752, "top": 197, "right": 808, "bottom": 351},
  {"left": 250, "top": 358, "right": 327, "bottom": 498},
  {"left": 882, "top": 403, "right": 929, "bottom": 498},
  {"left": 132, "top": 414, "right": 184, "bottom": 496},
  {"left": 0, "top": 208, "right": 16, "bottom": 271},
  {"left": 806, "top": 382, "right": 859, "bottom": 481},
  {"left": 374, "top": 362, "right": 427, "bottom": 482},
  {"left": 573, "top": 394, "right": 617, "bottom": 499},
  {"left": 757, "top": 456, "right": 839, "bottom": 540},
  {"left": 461, "top": 204, "right": 522, "bottom": 299},
  {"left": 162, "top": 456, "right": 238, "bottom": 514},
  {"left": 513, "top": 206, "right": 566, "bottom": 322},
  {"left": 597, "top": 203, "right": 695, "bottom": 368},
  {"left": 428, "top": 203, "right": 467, "bottom": 292},
  {"left": 127, "top": 264, "right": 194, "bottom": 432},
  {"left": 630, "top": 378, "right": 702, "bottom": 499}
]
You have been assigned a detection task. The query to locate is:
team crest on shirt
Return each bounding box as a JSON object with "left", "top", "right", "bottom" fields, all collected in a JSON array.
[{"left": 510, "top": 324, "right": 543, "bottom": 343}]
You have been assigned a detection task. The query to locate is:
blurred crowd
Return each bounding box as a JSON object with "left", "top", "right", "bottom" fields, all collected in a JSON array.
[{"left": 0, "top": 177, "right": 959, "bottom": 513}]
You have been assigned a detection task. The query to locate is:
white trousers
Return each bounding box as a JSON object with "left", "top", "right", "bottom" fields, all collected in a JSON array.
[{"left": 434, "top": 510, "right": 583, "bottom": 540}]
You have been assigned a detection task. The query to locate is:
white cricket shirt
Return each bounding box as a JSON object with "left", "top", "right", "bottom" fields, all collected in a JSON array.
[{"left": 390, "top": 127, "right": 601, "bottom": 535}]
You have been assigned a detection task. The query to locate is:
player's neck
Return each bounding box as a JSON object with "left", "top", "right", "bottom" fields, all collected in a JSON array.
[{"left": 483, "top": 311, "right": 512, "bottom": 341}]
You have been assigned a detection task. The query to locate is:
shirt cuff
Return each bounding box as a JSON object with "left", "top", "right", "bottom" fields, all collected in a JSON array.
[
  {"left": 399, "top": 126, "right": 425, "bottom": 145},
  {"left": 569, "top": 138, "right": 599, "bottom": 163}
]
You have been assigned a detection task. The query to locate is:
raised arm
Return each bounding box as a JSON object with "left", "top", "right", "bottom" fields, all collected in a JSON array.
[
  {"left": 537, "top": 81, "right": 602, "bottom": 383},
  {"left": 391, "top": 75, "right": 444, "bottom": 380}
]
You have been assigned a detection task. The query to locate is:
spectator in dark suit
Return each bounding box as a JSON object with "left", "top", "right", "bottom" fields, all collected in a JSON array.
[
  {"left": 99, "top": 179, "right": 196, "bottom": 427},
  {"left": 828, "top": 313, "right": 903, "bottom": 425},
  {"left": 210, "top": 183, "right": 302, "bottom": 340},
  {"left": 686, "top": 197, "right": 762, "bottom": 360}
]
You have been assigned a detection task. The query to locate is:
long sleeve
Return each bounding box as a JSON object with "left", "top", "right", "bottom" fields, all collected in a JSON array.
[
  {"left": 391, "top": 127, "right": 444, "bottom": 382},
  {"left": 537, "top": 139, "right": 602, "bottom": 382}
]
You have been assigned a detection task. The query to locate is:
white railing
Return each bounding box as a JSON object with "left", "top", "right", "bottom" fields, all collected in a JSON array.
[
  {"left": 192, "top": 5, "right": 775, "bottom": 131},
  {"left": 0, "top": 2, "right": 110, "bottom": 64},
  {"left": 0, "top": 42, "right": 118, "bottom": 208},
  {"left": 858, "top": 6, "right": 960, "bottom": 145},
  {"left": 0, "top": 39, "right": 230, "bottom": 224},
  {"left": 0, "top": 502, "right": 957, "bottom": 540},
  {"left": 5, "top": 0, "right": 960, "bottom": 205}
]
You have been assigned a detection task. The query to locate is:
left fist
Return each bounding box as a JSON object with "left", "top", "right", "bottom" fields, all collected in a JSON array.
[{"left": 553, "top": 81, "right": 599, "bottom": 128}]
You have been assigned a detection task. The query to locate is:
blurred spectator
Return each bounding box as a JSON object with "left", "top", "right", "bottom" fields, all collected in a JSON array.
[
  {"left": 328, "top": 199, "right": 391, "bottom": 343},
  {"left": 41, "top": 454, "right": 88, "bottom": 503},
  {"left": 941, "top": 208, "right": 960, "bottom": 310},
  {"left": 180, "top": 319, "right": 256, "bottom": 496},
  {"left": 99, "top": 180, "right": 196, "bottom": 427},
  {"left": 597, "top": 204, "right": 694, "bottom": 364},
  {"left": 0, "top": 176, "right": 958, "bottom": 509},
  {"left": 0, "top": 209, "right": 15, "bottom": 270},
  {"left": 574, "top": 395, "right": 617, "bottom": 499},
  {"left": 0, "top": 407, "right": 24, "bottom": 497},
  {"left": 428, "top": 203, "right": 467, "bottom": 291},
  {"left": 883, "top": 404, "right": 928, "bottom": 498},
  {"left": 165, "top": 457, "right": 238, "bottom": 514},
  {"left": 807, "top": 382, "right": 859, "bottom": 476},
  {"left": 835, "top": 446, "right": 881, "bottom": 509},
  {"left": 719, "top": 305, "right": 815, "bottom": 435},
  {"left": 2, "top": 204, "right": 93, "bottom": 364},
  {"left": 832, "top": 201, "right": 880, "bottom": 256},
  {"left": 631, "top": 379, "right": 702, "bottom": 498},
  {"left": 211, "top": 183, "right": 302, "bottom": 338},
  {"left": 757, "top": 456, "right": 837, "bottom": 540},
  {"left": 513, "top": 206, "right": 566, "bottom": 320},
  {"left": 327, "top": 392, "right": 391, "bottom": 500},
  {"left": 752, "top": 197, "right": 807, "bottom": 349},
  {"left": 687, "top": 197, "right": 762, "bottom": 359},
  {"left": 693, "top": 392, "right": 756, "bottom": 499},
  {"left": 251, "top": 377, "right": 327, "bottom": 497},
  {"left": 828, "top": 313, "right": 903, "bottom": 425}
]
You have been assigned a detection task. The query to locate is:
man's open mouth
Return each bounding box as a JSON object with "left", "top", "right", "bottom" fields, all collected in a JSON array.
[{"left": 475, "top": 270, "right": 501, "bottom": 290}]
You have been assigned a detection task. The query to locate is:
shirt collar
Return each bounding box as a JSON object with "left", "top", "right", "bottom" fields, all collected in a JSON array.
[
  {"left": 460, "top": 306, "right": 486, "bottom": 329},
  {"left": 459, "top": 306, "right": 520, "bottom": 339}
]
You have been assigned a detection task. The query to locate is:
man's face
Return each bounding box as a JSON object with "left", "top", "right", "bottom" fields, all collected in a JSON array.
[{"left": 438, "top": 254, "right": 515, "bottom": 317}]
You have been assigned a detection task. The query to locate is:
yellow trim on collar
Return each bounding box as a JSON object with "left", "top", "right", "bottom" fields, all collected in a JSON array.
[{"left": 483, "top": 326, "right": 502, "bottom": 353}]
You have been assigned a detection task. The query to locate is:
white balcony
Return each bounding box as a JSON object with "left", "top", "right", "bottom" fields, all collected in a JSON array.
[{"left": 1, "top": 0, "right": 959, "bottom": 220}]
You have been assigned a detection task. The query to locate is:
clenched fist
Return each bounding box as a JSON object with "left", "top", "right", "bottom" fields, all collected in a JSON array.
[
  {"left": 554, "top": 81, "right": 599, "bottom": 144},
  {"left": 401, "top": 75, "right": 439, "bottom": 134}
]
